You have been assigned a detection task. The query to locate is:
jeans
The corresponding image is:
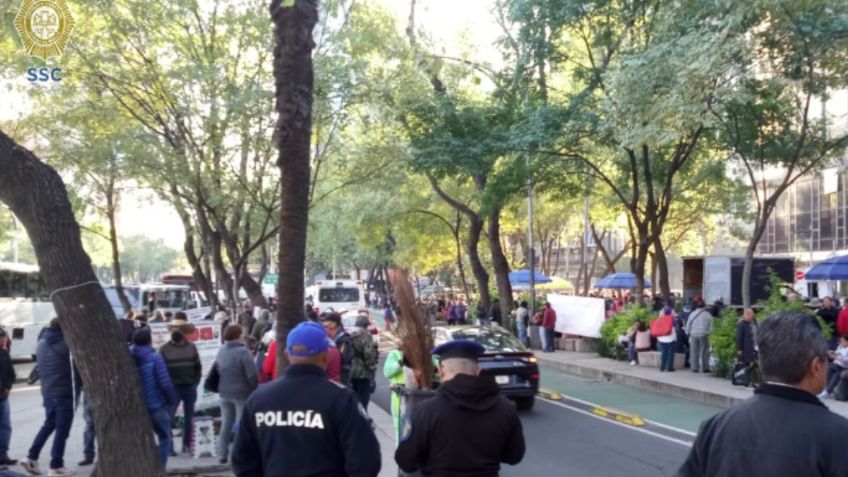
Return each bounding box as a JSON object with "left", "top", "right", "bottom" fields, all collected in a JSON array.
[
  {"left": 28, "top": 396, "right": 74, "bottom": 469},
  {"left": 659, "top": 342, "right": 675, "bottom": 371},
  {"left": 83, "top": 393, "right": 95, "bottom": 460},
  {"left": 517, "top": 324, "right": 527, "bottom": 346},
  {"left": 0, "top": 399, "right": 10, "bottom": 460},
  {"left": 544, "top": 328, "right": 555, "bottom": 352},
  {"left": 351, "top": 378, "right": 372, "bottom": 410},
  {"left": 627, "top": 341, "right": 638, "bottom": 363},
  {"left": 218, "top": 397, "right": 246, "bottom": 459},
  {"left": 689, "top": 336, "right": 710, "bottom": 372},
  {"left": 149, "top": 407, "right": 172, "bottom": 467},
  {"left": 170, "top": 385, "right": 198, "bottom": 451}
]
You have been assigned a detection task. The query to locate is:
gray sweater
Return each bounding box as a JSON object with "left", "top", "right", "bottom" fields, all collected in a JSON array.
[
  {"left": 216, "top": 341, "right": 259, "bottom": 400},
  {"left": 685, "top": 309, "right": 714, "bottom": 338}
]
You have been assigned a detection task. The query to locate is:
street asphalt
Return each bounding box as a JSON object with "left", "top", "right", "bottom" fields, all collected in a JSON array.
[{"left": 371, "top": 356, "right": 707, "bottom": 477}]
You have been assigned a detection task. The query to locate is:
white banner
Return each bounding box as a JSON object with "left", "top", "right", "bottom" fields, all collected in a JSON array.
[
  {"left": 185, "top": 306, "right": 212, "bottom": 322},
  {"left": 150, "top": 322, "right": 222, "bottom": 412},
  {"left": 547, "top": 294, "right": 606, "bottom": 338}
]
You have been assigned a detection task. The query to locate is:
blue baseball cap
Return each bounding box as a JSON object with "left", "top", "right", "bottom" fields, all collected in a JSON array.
[
  {"left": 286, "top": 322, "right": 330, "bottom": 357},
  {"left": 432, "top": 340, "right": 486, "bottom": 361}
]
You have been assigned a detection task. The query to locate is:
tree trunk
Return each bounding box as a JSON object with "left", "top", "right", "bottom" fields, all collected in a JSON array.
[
  {"left": 488, "top": 211, "right": 513, "bottom": 319},
  {"left": 742, "top": 214, "right": 770, "bottom": 308},
  {"left": 105, "top": 178, "right": 131, "bottom": 314},
  {"left": 453, "top": 213, "right": 471, "bottom": 300},
  {"left": 653, "top": 236, "right": 671, "bottom": 300},
  {"left": 241, "top": 272, "right": 268, "bottom": 308},
  {"left": 466, "top": 215, "right": 491, "bottom": 310},
  {"left": 272, "top": 0, "right": 318, "bottom": 375},
  {"left": 0, "top": 130, "right": 161, "bottom": 476}
]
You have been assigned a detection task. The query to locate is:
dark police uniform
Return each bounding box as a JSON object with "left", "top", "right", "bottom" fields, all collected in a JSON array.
[
  {"left": 232, "top": 320, "right": 381, "bottom": 477},
  {"left": 395, "top": 341, "right": 525, "bottom": 477}
]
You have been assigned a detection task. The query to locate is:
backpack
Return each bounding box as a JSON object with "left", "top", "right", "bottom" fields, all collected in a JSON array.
[
  {"left": 362, "top": 340, "right": 378, "bottom": 372},
  {"left": 650, "top": 315, "right": 674, "bottom": 337}
]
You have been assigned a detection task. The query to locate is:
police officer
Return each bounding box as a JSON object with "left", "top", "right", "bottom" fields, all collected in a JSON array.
[
  {"left": 395, "top": 340, "right": 525, "bottom": 476},
  {"left": 231, "top": 321, "right": 381, "bottom": 477}
]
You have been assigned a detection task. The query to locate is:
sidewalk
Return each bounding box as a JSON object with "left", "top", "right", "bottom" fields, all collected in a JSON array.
[
  {"left": 535, "top": 349, "right": 848, "bottom": 418},
  {"left": 7, "top": 386, "right": 398, "bottom": 477}
]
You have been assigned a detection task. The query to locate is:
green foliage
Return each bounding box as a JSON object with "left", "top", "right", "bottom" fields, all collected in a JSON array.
[
  {"left": 708, "top": 308, "right": 741, "bottom": 379},
  {"left": 598, "top": 307, "right": 653, "bottom": 359}
]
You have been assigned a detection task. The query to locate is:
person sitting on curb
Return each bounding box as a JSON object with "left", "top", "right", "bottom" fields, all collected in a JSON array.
[{"left": 820, "top": 334, "right": 848, "bottom": 399}]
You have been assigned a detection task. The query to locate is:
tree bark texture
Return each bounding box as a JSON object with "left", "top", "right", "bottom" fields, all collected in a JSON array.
[
  {"left": 466, "top": 215, "right": 491, "bottom": 310},
  {"left": 0, "top": 130, "right": 161, "bottom": 476},
  {"left": 487, "top": 212, "right": 513, "bottom": 319},
  {"left": 272, "top": 0, "right": 318, "bottom": 375},
  {"left": 105, "top": 177, "right": 131, "bottom": 314}
]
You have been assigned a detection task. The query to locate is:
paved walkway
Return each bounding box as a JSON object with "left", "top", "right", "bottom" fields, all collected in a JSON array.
[{"left": 535, "top": 349, "right": 848, "bottom": 418}]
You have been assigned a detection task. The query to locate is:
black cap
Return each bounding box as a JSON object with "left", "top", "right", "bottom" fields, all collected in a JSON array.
[
  {"left": 319, "top": 312, "right": 342, "bottom": 326},
  {"left": 431, "top": 340, "right": 486, "bottom": 361}
]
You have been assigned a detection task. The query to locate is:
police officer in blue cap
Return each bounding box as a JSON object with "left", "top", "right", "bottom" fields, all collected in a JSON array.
[
  {"left": 395, "top": 340, "right": 525, "bottom": 476},
  {"left": 231, "top": 321, "right": 381, "bottom": 477}
]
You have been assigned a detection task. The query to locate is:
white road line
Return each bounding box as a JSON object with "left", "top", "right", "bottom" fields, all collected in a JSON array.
[
  {"left": 558, "top": 393, "right": 698, "bottom": 437},
  {"left": 538, "top": 397, "right": 694, "bottom": 448}
]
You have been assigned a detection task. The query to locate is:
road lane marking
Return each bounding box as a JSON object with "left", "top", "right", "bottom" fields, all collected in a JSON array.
[
  {"left": 538, "top": 397, "right": 694, "bottom": 447},
  {"left": 555, "top": 393, "right": 698, "bottom": 437}
]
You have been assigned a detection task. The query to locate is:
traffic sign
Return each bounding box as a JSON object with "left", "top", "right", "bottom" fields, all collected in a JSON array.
[
  {"left": 795, "top": 270, "right": 805, "bottom": 281},
  {"left": 263, "top": 273, "right": 278, "bottom": 285}
]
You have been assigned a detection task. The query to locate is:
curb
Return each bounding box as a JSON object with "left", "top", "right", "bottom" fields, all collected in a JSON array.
[
  {"left": 537, "top": 388, "right": 561, "bottom": 400},
  {"left": 536, "top": 355, "right": 744, "bottom": 410}
]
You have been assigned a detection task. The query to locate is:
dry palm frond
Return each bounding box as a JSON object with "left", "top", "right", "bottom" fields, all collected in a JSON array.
[{"left": 389, "top": 269, "right": 434, "bottom": 389}]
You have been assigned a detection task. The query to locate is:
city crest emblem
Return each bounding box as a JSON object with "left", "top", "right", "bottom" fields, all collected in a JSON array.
[{"left": 14, "top": 0, "right": 76, "bottom": 61}]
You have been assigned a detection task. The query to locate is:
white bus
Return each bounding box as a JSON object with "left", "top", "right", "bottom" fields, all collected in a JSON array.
[
  {"left": 0, "top": 262, "right": 53, "bottom": 361},
  {"left": 306, "top": 279, "right": 366, "bottom": 315},
  {"left": 102, "top": 283, "right": 193, "bottom": 318}
]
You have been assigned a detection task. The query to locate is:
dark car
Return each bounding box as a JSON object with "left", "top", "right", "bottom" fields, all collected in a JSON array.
[{"left": 433, "top": 325, "right": 540, "bottom": 410}]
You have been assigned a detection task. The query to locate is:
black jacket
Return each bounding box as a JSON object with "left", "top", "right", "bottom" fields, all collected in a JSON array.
[
  {"left": 231, "top": 364, "right": 381, "bottom": 477},
  {"left": 735, "top": 320, "right": 756, "bottom": 364},
  {"left": 395, "top": 373, "right": 525, "bottom": 477},
  {"left": 0, "top": 347, "right": 15, "bottom": 399},
  {"left": 489, "top": 305, "right": 503, "bottom": 325},
  {"left": 334, "top": 331, "right": 353, "bottom": 386},
  {"left": 677, "top": 384, "right": 848, "bottom": 477},
  {"left": 37, "top": 328, "right": 74, "bottom": 401}
]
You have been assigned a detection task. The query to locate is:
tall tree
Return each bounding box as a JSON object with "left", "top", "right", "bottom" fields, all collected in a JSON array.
[
  {"left": 272, "top": 0, "right": 318, "bottom": 374},
  {"left": 702, "top": 0, "right": 848, "bottom": 306},
  {"left": 0, "top": 130, "right": 161, "bottom": 475}
]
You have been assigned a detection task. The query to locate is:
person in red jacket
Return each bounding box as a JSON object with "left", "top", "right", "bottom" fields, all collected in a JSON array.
[
  {"left": 261, "top": 335, "right": 341, "bottom": 382},
  {"left": 541, "top": 303, "right": 557, "bottom": 352},
  {"left": 837, "top": 305, "right": 848, "bottom": 338}
]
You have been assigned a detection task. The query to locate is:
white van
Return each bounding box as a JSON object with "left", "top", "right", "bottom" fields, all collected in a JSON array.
[
  {"left": 0, "top": 262, "right": 53, "bottom": 360},
  {"left": 307, "top": 280, "right": 366, "bottom": 315}
]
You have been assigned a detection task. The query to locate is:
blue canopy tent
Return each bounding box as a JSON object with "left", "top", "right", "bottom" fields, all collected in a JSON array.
[
  {"left": 594, "top": 272, "right": 653, "bottom": 289},
  {"left": 508, "top": 269, "right": 553, "bottom": 285},
  {"left": 806, "top": 255, "right": 848, "bottom": 280}
]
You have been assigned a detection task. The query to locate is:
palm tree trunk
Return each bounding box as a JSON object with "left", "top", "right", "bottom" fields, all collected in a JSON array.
[{"left": 271, "top": 0, "right": 319, "bottom": 375}]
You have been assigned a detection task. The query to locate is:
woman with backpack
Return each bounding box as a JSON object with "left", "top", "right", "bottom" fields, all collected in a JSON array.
[{"left": 350, "top": 316, "right": 379, "bottom": 410}]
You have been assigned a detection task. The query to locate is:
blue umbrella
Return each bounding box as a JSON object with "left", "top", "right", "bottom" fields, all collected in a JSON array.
[
  {"left": 508, "top": 269, "right": 552, "bottom": 285},
  {"left": 594, "top": 272, "right": 653, "bottom": 289},
  {"left": 805, "top": 255, "right": 848, "bottom": 280}
]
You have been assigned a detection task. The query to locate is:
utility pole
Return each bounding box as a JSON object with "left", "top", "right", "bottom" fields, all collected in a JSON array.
[
  {"left": 582, "top": 195, "right": 590, "bottom": 294},
  {"left": 527, "top": 171, "right": 536, "bottom": 316}
]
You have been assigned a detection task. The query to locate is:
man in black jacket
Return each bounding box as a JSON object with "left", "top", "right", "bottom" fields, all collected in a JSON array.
[
  {"left": 678, "top": 311, "right": 848, "bottom": 477},
  {"left": 395, "top": 340, "right": 525, "bottom": 477},
  {"left": 231, "top": 321, "right": 380, "bottom": 477},
  {"left": 0, "top": 327, "right": 16, "bottom": 468}
]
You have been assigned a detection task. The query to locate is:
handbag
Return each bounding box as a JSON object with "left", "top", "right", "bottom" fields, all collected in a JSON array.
[
  {"left": 204, "top": 362, "right": 220, "bottom": 393},
  {"left": 650, "top": 316, "right": 673, "bottom": 337},
  {"left": 731, "top": 361, "right": 752, "bottom": 387}
]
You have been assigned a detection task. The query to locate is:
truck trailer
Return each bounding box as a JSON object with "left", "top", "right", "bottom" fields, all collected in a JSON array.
[{"left": 682, "top": 255, "right": 795, "bottom": 307}]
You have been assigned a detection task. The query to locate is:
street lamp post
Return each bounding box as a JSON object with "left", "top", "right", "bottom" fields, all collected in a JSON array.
[{"left": 527, "top": 173, "right": 536, "bottom": 317}]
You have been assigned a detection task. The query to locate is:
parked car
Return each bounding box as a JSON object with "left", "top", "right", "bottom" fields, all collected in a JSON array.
[{"left": 432, "top": 325, "right": 539, "bottom": 410}]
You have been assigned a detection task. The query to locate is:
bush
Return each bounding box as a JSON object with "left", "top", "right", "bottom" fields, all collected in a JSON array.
[
  {"left": 598, "top": 307, "right": 653, "bottom": 359},
  {"left": 709, "top": 308, "right": 741, "bottom": 378}
]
